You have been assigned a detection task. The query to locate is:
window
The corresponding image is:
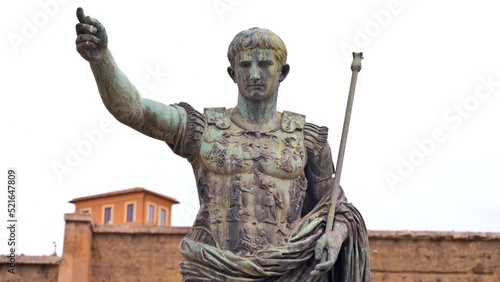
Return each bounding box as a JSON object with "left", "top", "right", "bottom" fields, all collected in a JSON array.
[
  {"left": 148, "top": 205, "right": 155, "bottom": 223},
  {"left": 104, "top": 207, "right": 112, "bottom": 224},
  {"left": 160, "top": 208, "right": 166, "bottom": 226},
  {"left": 126, "top": 203, "right": 134, "bottom": 222}
]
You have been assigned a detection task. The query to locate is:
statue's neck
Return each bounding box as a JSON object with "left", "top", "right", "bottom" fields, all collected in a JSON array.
[{"left": 233, "top": 94, "right": 279, "bottom": 131}]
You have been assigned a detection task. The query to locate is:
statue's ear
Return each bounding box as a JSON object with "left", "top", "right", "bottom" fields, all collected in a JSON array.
[
  {"left": 227, "top": 66, "right": 236, "bottom": 83},
  {"left": 279, "top": 64, "right": 290, "bottom": 82}
]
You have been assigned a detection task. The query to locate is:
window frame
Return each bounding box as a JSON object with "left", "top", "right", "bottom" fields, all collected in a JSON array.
[
  {"left": 124, "top": 201, "right": 137, "bottom": 223},
  {"left": 147, "top": 203, "right": 156, "bottom": 224},
  {"left": 159, "top": 207, "right": 167, "bottom": 226},
  {"left": 103, "top": 205, "right": 114, "bottom": 225}
]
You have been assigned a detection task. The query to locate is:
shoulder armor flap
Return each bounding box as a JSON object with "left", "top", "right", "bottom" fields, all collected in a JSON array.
[
  {"left": 304, "top": 123, "right": 329, "bottom": 157},
  {"left": 204, "top": 107, "right": 230, "bottom": 129},
  {"left": 281, "top": 111, "right": 305, "bottom": 132}
]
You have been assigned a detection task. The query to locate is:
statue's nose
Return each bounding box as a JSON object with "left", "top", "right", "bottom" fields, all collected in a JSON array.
[{"left": 250, "top": 64, "right": 260, "bottom": 82}]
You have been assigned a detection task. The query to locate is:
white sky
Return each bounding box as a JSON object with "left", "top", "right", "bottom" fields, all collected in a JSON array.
[{"left": 1, "top": 0, "right": 499, "bottom": 256}]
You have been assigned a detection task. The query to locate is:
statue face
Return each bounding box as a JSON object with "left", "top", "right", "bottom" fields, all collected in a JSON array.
[{"left": 229, "top": 48, "right": 289, "bottom": 101}]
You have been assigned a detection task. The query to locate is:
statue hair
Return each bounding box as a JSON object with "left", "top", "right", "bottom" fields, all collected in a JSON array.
[{"left": 227, "top": 27, "right": 287, "bottom": 67}]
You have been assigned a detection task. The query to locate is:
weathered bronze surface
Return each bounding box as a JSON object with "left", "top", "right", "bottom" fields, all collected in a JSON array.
[{"left": 75, "top": 7, "right": 370, "bottom": 281}]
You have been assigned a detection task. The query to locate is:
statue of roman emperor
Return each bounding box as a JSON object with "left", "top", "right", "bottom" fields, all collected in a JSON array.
[{"left": 75, "top": 7, "right": 370, "bottom": 281}]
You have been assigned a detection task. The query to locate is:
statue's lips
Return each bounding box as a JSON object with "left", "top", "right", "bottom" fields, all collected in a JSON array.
[{"left": 248, "top": 85, "right": 263, "bottom": 88}]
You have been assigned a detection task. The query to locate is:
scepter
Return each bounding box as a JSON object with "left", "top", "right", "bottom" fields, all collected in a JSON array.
[{"left": 325, "top": 52, "right": 363, "bottom": 233}]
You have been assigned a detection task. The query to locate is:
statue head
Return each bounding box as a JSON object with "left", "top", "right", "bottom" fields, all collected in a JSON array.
[
  {"left": 227, "top": 27, "right": 287, "bottom": 68},
  {"left": 227, "top": 28, "right": 290, "bottom": 102}
]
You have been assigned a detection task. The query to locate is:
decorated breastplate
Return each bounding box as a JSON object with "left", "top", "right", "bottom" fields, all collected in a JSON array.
[{"left": 193, "top": 108, "right": 309, "bottom": 254}]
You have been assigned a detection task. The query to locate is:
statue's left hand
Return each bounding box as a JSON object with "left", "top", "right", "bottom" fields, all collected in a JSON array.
[{"left": 310, "top": 222, "right": 348, "bottom": 276}]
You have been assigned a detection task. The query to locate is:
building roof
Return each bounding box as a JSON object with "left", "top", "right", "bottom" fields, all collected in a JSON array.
[{"left": 69, "top": 187, "right": 179, "bottom": 204}]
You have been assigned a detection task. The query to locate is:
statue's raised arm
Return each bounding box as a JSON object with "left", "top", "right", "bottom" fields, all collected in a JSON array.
[{"left": 75, "top": 7, "right": 182, "bottom": 143}]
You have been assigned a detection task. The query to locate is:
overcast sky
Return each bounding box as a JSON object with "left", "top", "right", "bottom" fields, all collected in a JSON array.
[{"left": 2, "top": 0, "right": 499, "bottom": 256}]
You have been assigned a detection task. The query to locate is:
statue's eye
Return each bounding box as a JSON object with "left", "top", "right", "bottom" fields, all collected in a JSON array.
[
  {"left": 258, "top": 61, "right": 272, "bottom": 68},
  {"left": 239, "top": 61, "right": 251, "bottom": 68}
]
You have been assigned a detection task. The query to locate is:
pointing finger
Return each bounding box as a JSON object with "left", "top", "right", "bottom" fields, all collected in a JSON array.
[
  {"left": 76, "top": 7, "right": 86, "bottom": 24},
  {"left": 76, "top": 7, "right": 105, "bottom": 33}
]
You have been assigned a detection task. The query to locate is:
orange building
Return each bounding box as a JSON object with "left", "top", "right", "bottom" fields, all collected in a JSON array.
[{"left": 70, "top": 187, "right": 179, "bottom": 226}]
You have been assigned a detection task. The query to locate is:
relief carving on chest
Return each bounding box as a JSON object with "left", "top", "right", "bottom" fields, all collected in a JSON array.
[
  {"left": 201, "top": 129, "right": 306, "bottom": 179},
  {"left": 275, "top": 136, "right": 305, "bottom": 175},
  {"left": 201, "top": 133, "right": 267, "bottom": 175},
  {"left": 197, "top": 108, "right": 311, "bottom": 252},
  {"left": 195, "top": 171, "right": 225, "bottom": 227},
  {"left": 226, "top": 174, "right": 254, "bottom": 223},
  {"left": 255, "top": 171, "right": 282, "bottom": 225},
  {"left": 288, "top": 174, "right": 307, "bottom": 226}
]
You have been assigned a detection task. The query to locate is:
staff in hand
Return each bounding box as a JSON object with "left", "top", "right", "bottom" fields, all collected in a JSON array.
[{"left": 326, "top": 52, "right": 364, "bottom": 233}]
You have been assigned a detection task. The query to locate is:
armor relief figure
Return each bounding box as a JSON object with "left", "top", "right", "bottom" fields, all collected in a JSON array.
[{"left": 75, "top": 7, "right": 370, "bottom": 281}]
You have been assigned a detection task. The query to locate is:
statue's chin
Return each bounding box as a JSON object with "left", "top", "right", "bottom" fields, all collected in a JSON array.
[{"left": 244, "top": 90, "right": 269, "bottom": 101}]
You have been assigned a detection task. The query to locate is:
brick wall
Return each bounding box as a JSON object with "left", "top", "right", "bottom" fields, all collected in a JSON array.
[{"left": 1, "top": 214, "right": 499, "bottom": 282}]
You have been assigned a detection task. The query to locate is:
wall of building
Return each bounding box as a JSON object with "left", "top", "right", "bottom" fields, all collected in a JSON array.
[
  {"left": 73, "top": 190, "right": 175, "bottom": 226},
  {"left": 143, "top": 193, "right": 174, "bottom": 226},
  {"left": 1, "top": 214, "right": 499, "bottom": 282},
  {"left": 73, "top": 191, "right": 146, "bottom": 225}
]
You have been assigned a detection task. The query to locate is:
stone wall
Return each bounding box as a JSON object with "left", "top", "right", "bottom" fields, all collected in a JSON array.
[
  {"left": 90, "top": 225, "right": 188, "bottom": 282},
  {"left": 1, "top": 214, "right": 499, "bottom": 282},
  {"left": 370, "top": 231, "right": 500, "bottom": 281},
  {"left": 0, "top": 255, "right": 60, "bottom": 282}
]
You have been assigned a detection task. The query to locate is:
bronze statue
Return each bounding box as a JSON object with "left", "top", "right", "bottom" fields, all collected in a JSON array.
[{"left": 75, "top": 7, "right": 370, "bottom": 281}]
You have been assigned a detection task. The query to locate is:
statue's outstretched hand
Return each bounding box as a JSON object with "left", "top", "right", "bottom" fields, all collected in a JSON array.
[
  {"left": 310, "top": 222, "right": 348, "bottom": 276},
  {"left": 75, "top": 7, "right": 108, "bottom": 62}
]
